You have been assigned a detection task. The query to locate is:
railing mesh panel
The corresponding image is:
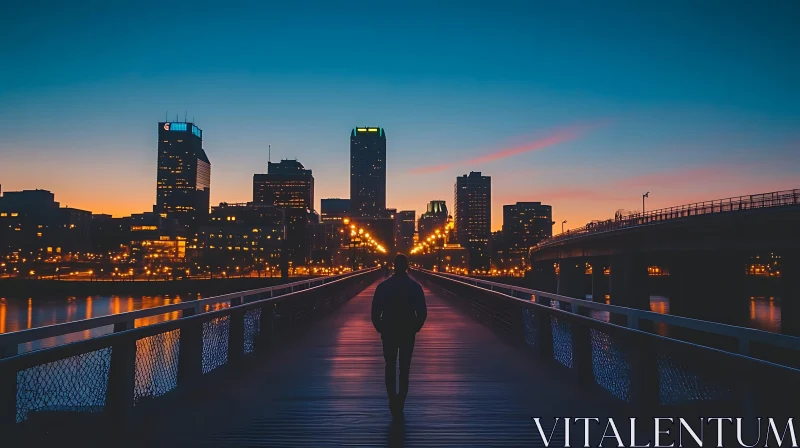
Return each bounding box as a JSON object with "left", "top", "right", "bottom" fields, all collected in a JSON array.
[
  {"left": 16, "top": 348, "right": 111, "bottom": 422},
  {"left": 657, "top": 352, "right": 731, "bottom": 405},
  {"left": 134, "top": 329, "right": 180, "bottom": 405},
  {"left": 244, "top": 309, "right": 262, "bottom": 355},
  {"left": 202, "top": 316, "right": 230, "bottom": 374},
  {"left": 590, "top": 329, "right": 631, "bottom": 401},
  {"left": 550, "top": 316, "right": 573, "bottom": 368}
]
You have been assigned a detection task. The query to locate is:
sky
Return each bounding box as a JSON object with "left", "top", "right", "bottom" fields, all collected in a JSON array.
[{"left": 1, "top": 0, "right": 798, "bottom": 232}]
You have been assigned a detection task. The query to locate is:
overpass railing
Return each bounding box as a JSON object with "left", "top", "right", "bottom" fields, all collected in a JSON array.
[
  {"left": 536, "top": 188, "right": 800, "bottom": 248},
  {"left": 413, "top": 268, "right": 800, "bottom": 414},
  {"left": 0, "top": 267, "right": 381, "bottom": 427}
]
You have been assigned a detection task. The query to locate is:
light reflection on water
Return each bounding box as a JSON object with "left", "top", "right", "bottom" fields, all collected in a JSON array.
[
  {"left": 0, "top": 294, "right": 200, "bottom": 352},
  {"left": 584, "top": 294, "right": 782, "bottom": 335},
  {"left": 748, "top": 296, "right": 781, "bottom": 333}
]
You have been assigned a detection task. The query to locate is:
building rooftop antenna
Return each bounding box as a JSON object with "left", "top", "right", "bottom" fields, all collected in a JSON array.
[
  {"left": 184, "top": 111, "right": 187, "bottom": 123},
  {"left": 268, "top": 144, "right": 271, "bottom": 163}
]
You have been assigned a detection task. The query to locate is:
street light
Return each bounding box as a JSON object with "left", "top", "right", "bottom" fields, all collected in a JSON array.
[
  {"left": 643, "top": 192, "right": 650, "bottom": 215},
  {"left": 562, "top": 220, "right": 567, "bottom": 233}
]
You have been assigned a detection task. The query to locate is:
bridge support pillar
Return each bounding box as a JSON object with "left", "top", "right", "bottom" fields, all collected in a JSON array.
[
  {"left": 781, "top": 254, "right": 800, "bottom": 336},
  {"left": 557, "top": 259, "right": 585, "bottom": 299},
  {"left": 609, "top": 253, "right": 650, "bottom": 311},
  {"left": 528, "top": 260, "right": 556, "bottom": 293},
  {"left": 591, "top": 258, "right": 608, "bottom": 303},
  {"left": 670, "top": 252, "right": 748, "bottom": 327},
  {"left": 558, "top": 258, "right": 586, "bottom": 313}
]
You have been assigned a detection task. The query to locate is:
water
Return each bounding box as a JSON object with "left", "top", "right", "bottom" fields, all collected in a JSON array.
[
  {"left": 585, "top": 294, "right": 782, "bottom": 334},
  {"left": 0, "top": 294, "right": 203, "bottom": 352}
]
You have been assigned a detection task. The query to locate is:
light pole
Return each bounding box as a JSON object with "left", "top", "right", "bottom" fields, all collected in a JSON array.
[
  {"left": 643, "top": 191, "right": 650, "bottom": 215},
  {"left": 561, "top": 220, "right": 567, "bottom": 233}
]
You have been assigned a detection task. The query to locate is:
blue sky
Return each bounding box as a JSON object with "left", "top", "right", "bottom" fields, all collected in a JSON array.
[{"left": 1, "top": 0, "right": 798, "bottom": 230}]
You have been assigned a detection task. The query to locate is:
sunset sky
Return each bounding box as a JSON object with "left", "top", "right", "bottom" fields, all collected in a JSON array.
[{"left": 1, "top": 1, "right": 798, "bottom": 231}]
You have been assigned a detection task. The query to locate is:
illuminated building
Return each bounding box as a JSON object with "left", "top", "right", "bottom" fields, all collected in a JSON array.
[
  {"left": 502, "top": 202, "right": 552, "bottom": 267},
  {"left": 253, "top": 160, "right": 314, "bottom": 210},
  {"left": 454, "top": 172, "right": 491, "bottom": 271},
  {"left": 418, "top": 200, "right": 448, "bottom": 242},
  {"left": 91, "top": 214, "right": 131, "bottom": 257},
  {"left": 0, "top": 189, "right": 91, "bottom": 258},
  {"left": 155, "top": 121, "right": 211, "bottom": 230},
  {"left": 350, "top": 127, "right": 386, "bottom": 218},
  {"left": 253, "top": 159, "right": 315, "bottom": 267},
  {"left": 395, "top": 210, "right": 416, "bottom": 253},
  {"left": 321, "top": 198, "right": 350, "bottom": 222},
  {"left": 491, "top": 230, "right": 507, "bottom": 269},
  {"left": 129, "top": 212, "right": 186, "bottom": 264},
  {"left": 314, "top": 199, "right": 351, "bottom": 264},
  {"left": 195, "top": 203, "right": 285, "bottom": 269}
]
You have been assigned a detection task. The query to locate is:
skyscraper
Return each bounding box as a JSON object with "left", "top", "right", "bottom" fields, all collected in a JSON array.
[
  {"left": 253, "top": 159, "right": 314, "bottom": 210},
  {"left": 253, "top": 159, "right": 315, "bottom": 268},
  {"left": 350, "top": 127, "right": 386, "bottom": 218},
  {"left": 156, "top": 122, "right": 210, "bottom": 230},
  {"left": 454, "top": 172, "right": 491, "bottom": 270},
  {"left": 502, "top": 202, "right": 552, "bottom": 267},
  {"left": 396, "top": 210, "right": 416, "bottom": 253}
]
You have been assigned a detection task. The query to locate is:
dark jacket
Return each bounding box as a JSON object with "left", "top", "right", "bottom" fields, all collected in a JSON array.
[{"left": 371, "top": 273, "right": 427, "bottom": 336}]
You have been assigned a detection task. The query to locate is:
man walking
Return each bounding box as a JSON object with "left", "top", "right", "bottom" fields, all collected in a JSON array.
[{"left": 371, "top": 254, "right": 427, "bottom": 420}]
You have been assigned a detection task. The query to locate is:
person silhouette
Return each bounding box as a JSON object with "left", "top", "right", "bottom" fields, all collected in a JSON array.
[{"left": 371, "top": 253, "right": 427, "bottom": 419}]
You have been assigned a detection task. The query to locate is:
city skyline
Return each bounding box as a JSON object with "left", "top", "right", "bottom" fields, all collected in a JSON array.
[{"left": 1, "top": 2, "right": 799, "bottom": 231}]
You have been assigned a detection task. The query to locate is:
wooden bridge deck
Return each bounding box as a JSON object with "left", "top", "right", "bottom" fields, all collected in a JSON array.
[{"left": 84, "top": 278, "right": 627, "bottom": 447}]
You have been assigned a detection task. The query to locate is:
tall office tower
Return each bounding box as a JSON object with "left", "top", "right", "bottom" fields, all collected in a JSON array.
[
  {"left": 350, "top": 127, "right": 386, "bottom": 218},
  {"left": 253, "top": 159, "right": 315, "bottom": 268},
  {"left": 395, "top": 210, "right": 416, "bottom": 253},
  {"left": 156, "top": 122, "right": 211, "bottom": 230},
  {"left": 253, "top": 159, "right": 314, "bottom": 210},
  {"left": 454, "top": 172, "right": 491, "bottom": 270},
  {"left": 502, "top": 202, "right": 553, "bottom": 267},
  {"left": 417, "top": 200, "right": 448, "bottom": 242}
]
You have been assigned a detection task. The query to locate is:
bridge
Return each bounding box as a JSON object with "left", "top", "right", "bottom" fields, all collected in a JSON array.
[
  {"left": 528, "top": 189, "right": 800, "bottom": 334},
  {"left": 2, "top": 267, "right": 799, "bottom": 446}
]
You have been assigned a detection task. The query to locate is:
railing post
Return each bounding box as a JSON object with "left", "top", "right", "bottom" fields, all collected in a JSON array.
[
  {"left": 629, "top": 335, "right": 659, "bottom": 412},
  {"left": 228, "top": 296, "right": 245, "bottom": 364},
  {"left": 535, "top": 299, "right": 554, "bottom": 360},
  {"left": 571, "top": 322, "right": 593, "bottom": 385},
  {"left": 257, "top": 303, "right": 276, "bottom": 350},
  {"left": 516, "top": 306, "right": 530, "bottom": 345},
  {"left": 1, "top": 343, "right": 18, "bottom": 426},
  {"left": 106, "top": 319, "right": 136, "bottom": 420},
  {"left": 178, "top": 306, "right": 203, "bottom": 385}
]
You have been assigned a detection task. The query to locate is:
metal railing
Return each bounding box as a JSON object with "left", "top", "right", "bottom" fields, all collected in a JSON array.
[
  {"left": 1, "top": 272, "right": 363, "bottom": 355},
  {"left": 535, "top": 188, "right": 800, "bottom": 248},
  {"left": 0, "top": 267, "right": 381, "bottom": 427},
  {"left": 413, "top": 268, "right": 800, "bottom": 413}
]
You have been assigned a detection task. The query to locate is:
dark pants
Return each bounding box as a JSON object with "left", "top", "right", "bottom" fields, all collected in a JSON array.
[{"left": 381, "top": 333, "right": 416, "bottom": 400}]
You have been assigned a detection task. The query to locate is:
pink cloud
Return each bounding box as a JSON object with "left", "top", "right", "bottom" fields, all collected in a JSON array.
[{"left": 410, "top": 121, "right": 607, "bottom": 174}]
